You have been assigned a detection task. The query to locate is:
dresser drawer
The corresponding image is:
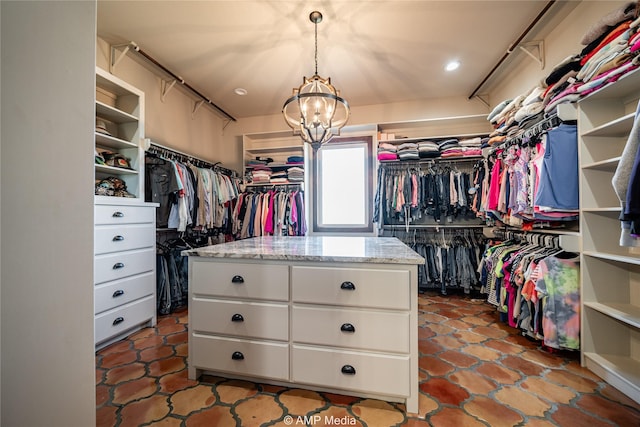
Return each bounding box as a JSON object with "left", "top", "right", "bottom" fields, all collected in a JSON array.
[
  {"left": 191, "top": 261, "right": 288, "bottom": 301},
  {"left": 291, "top": 266, "right": 410, "bottom": 310},
  {"left": 95, "top": 204, "right": 155, "bottom": 225},
  {"left": 95, "top": 295, "right": 155, "bottom": 344},
  {"left": 95, "top": 224, "right": 155, "bottom": 255},
  {"left": 191, "top": 334, "right": 289, "bottom": 381},
  {"left": 292, "top": 345, "right": 410, "bottom": 397},
  {"left": 191, "top": 298, "right": 288, "bottom": 341},
  {"left": 94, "top": 248, "right": 155, "bottom": 284},
  {"left": 292, "top": 305, "right": 409, "bottom": 353},
  {"left": 95, "top": 272, "right": 155, "bottom": 314}
]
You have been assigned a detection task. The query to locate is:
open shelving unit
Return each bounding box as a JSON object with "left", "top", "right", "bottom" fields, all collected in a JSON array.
[
  {"left": 578, "top": 67, "right": 640, "bottom": 404},
  {"left": 242, "top": 130, "right": 306, "bottom": 187},
  {"left": 95, "top": 66, "right": 145, "bottom": 200}
]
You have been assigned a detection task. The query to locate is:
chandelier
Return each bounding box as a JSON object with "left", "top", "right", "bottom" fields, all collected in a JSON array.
[{"left": 282, "top": 11, "right": 350, "bottom": 151}]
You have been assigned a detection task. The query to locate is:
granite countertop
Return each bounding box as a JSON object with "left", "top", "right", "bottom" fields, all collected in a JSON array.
[{"left": 183, "top": 236, "right": 425, "bottom": 265}]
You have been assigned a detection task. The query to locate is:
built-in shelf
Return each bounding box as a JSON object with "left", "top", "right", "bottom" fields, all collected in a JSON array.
[
  {"left": 95, "top": 132, "right": 138, "bottom": 150},
  {"left": 583, "top": 353, "right": 640, "bottom": 402},
  {"left": 245, "top": 163, "right": 302, "bottom": 170},
  {"left": 244, "top": 182, "right": 302, "bottom": 187},
  {"left": 582, "top": 207, "right": 621, "bottom": 213},
  {"left": 380, "top": 155, "right": 483, "bottom": 164},
  {"left": 96, "top": 100, "right": 138, "bottom": 123},
  {"left": 583, "top": 251, "right": 640, "bottom": 266},
  {"left": 582, "top": 113, "right": 634, "bottom": 138},
  {"left": 381, "top": 133, "right": 487, "bottom": 144},
  {"left": 582, "top": 156, "right": 621, "bottom": 171},
  {"left": 95, "top": 164, "right": 139, "bottom": 176},
  {"left": 584, "top": 302, "right": 640, "bottom": 329},
  {"left": 246, "top": 145, "right": 304, "bottom": 155}
]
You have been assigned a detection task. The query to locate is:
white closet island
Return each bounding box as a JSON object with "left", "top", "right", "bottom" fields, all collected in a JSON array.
[{"left": 184, "top": 236, "right": 424, "bottom": 413}]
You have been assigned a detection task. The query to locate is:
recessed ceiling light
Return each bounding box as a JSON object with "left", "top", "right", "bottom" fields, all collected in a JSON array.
[
  {"left": 234, "top": 88, "right": 248, "bottom": 96},
  {"left": 445, "top": 61, "right": 460, "bottom": 72}
]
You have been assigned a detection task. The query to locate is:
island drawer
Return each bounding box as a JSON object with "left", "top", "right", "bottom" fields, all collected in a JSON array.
[
  {"left": 291, "top": 266, "right": 410, "bottom": 310},
  {"left": 292, "top": 345, "right": 410, "bottom": 397},
  {"left": 291, "top": 305, "right": 409, "bottom": 353},
  {"left": 191, "top": 298, "right": 288, "bottom": 341},
  {"left": 191, "top": 261, "right": 288, "bottom": 301},
  {"left": 191, "top": 334, "right": 289, "bottom": 381}
]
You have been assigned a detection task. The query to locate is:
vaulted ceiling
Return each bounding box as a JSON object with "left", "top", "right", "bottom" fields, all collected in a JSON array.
[{"left": 97, "top": 1, "right": 578, "bottom": 120}]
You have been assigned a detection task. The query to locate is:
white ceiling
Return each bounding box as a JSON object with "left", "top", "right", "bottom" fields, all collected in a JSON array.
[{"left": 97, "top": 1, "right": 573, "bottom": 120}]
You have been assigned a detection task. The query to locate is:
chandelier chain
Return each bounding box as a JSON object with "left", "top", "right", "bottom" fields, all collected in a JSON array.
[{"left": 314, "top": 20, "right": 318, "bottom": 75}]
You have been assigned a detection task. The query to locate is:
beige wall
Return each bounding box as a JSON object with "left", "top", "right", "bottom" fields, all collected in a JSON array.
[{"left": 1, "top": 1, "right": 96, "bottom": 426}]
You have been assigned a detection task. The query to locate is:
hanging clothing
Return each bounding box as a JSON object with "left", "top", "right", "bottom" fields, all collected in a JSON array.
[
  {"left": 478, "top": 235, "right": 580, "bottom": 350},
  {"left": 233, "top": 188, "right": 306, "bottom": 239},
  {"left": 145, "top": 153, "right": 241, "bottom": 233}
]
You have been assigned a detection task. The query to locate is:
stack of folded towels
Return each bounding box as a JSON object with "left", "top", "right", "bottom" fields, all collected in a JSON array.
[
  {"left": 286, "top": 155, "right": 304, "bottom": 165},
  {"left": 270, "top": 170, "right": 288, "bottom": 184},
  {"left": 251, "top": 166, "right": 272, "bottom": 183},
  {"left": 455, "top": 137, "right": 484, "bottom": 157},
  {"left": 287, "top": 166, "right": 304, "bottom": 182},
  {"left": 438, "top": 139, "right": 461, "bottom": 157},
  {"left": 418, "top": 140, "right": 440, "bottom": 158},
  {"left": 377, "top": 142, "right": 398, "bottom": 161},
  {"left": 397, "top": 142, "right": 420, "bottom": 160}
]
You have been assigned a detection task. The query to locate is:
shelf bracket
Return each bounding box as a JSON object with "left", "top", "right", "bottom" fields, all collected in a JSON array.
[
  {"left": 222, "top": 119, "right": 232, "bottom": 132},
  {"left": 472, "top": 94, "right": 490, "bottom": 108},
  {"left": 110, "top": 43, "right": 132, "bottom": 74},
  {"left": 518, "top": 40, "right": 545, "bottom": 69},
  {"left": 161, "top": 79, "right": 178, "bottom": 103},
  {"left": 192, "top": 100, "right": 205, "bottom": 119}
]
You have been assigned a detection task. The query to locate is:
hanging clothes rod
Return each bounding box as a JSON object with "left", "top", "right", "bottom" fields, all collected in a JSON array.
[
  {"left": 111, "top": 42, "right": 237, "bottom": 122},
  {"left": 148, "top": 142, "right": 238, "bottom": 177}
]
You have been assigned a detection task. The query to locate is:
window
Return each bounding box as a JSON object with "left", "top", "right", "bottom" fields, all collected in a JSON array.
[{"left": 311, "top": 136, "right": 374, "bottom": 233}]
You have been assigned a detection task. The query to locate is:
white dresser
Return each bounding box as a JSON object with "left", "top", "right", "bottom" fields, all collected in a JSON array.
[
  {"left": 94, "top": 199, "right": 158, "bottom": 349},
  {"left": 185, "top": 236, "right": 423, "bottom": 413}
]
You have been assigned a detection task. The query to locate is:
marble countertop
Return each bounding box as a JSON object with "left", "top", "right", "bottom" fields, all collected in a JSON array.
[{"left": 183, "top": 236, "right": 424, "bottom": 265}]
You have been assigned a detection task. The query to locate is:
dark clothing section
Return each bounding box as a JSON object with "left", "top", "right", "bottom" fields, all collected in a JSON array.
[
  {"left": 382, "top": 229, "right": 485, "bottom": 295},
  {"left": 374, "top": 162, "right": 485, "bottom": 228}
]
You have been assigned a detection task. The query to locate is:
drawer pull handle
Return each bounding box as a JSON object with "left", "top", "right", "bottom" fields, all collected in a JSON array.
[
  {"left": 231, "top": 275, "right": 244, "bottom": 284},
  {"left": 112, "top": 235, "right": 125, "bottom": 241},
  {"left": 340, "top": 323, "right": 356, "bottom": 333},
  {"left": 341, "top": 365, "right": 356, "bottom": 375},
  {"left": 340, "top": 281, "right": 356, "bottom": 291},
  {"left": 112, "top": 211, "right": 124, "bottom": 218},
  {"left": 113, "top": 262, "right": 125, "bottom": 270},
  {"left": 112, "top": 317, "right": 124, "bottom": 326},
  {"left": 112, "top": 290, "right": 125, "bottom": 298},
  {"left": 231, "top": 313, "right": 244, "bottom": 322},
  {"left": 231, "top": 351, "right": 245, "bottom": 360}
]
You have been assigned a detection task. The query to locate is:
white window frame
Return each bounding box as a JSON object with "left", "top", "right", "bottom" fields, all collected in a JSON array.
[{"left": 309, "top": 135, "right": 374, "bottom": 234}]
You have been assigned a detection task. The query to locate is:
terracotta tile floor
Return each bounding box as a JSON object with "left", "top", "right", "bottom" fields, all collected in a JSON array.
[{"left": 96, "top": 293, "right": 640, "bottom": 427}]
